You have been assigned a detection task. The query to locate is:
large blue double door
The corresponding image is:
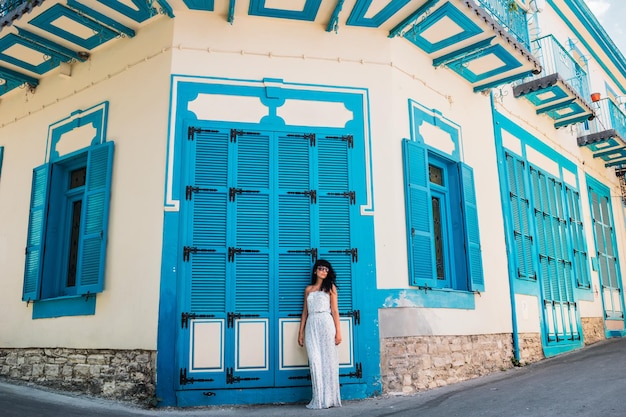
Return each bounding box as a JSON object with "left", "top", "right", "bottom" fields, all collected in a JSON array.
[{"left": 176, "top": 125, "right": 362, "bottom": 398}]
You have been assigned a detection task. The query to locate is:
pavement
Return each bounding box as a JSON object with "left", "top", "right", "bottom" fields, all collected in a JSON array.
[{"left": 2, "top": 337, "right": 626, "bottom": 416}]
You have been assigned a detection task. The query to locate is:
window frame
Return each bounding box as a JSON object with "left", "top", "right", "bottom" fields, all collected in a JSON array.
[
  {"left": 22, "top": 141, "right": 114, "bottom": 317},
  {"left": 402, "top": 138, "right": 484, "bottom": 293}
]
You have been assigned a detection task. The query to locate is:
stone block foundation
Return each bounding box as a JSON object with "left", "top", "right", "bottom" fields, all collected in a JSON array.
[
  {"left": 380, "top": 334, "right": 514, "bottom": 394},
  {"left": 0, "top": 348, "right": 156, "bottom": 405},
  {"left": 582, "top": 317, "right": 606, "bottom": 345}
]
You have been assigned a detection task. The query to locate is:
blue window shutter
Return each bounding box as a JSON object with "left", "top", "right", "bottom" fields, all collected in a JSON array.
[
  {"left": 189, "top": 129, "right": 229, "bottom": 313},
  {"left": 234, "top": 132, "right": 271, "bottom": 313},
  {"left": 23, "top": 164, "right": 51, "bottom": 302},
  {"left": 277, "top": 133, "right": 313, "bottom": 313},
  {"left": 76, "top": 141, "right": 114, "bottom": 295},
  {"left": 506, "top": 153, "right": 535, "bottom": 280},
  {"left": 566, "top": 188, "right": 590, "bottom": 288},
  {"left": 318, "top": 135, "right": 354, "bottom": 311},
  {"left": 459, "top": 162, "right": 484, "bottom": 292},
  {"left": 402, "top": 139, "right": 435, "bottom": 287}
]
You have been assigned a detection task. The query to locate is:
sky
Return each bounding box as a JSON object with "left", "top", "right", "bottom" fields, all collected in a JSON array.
[{"left": 585, "top": 0, "right": 626, "bottom": 56}]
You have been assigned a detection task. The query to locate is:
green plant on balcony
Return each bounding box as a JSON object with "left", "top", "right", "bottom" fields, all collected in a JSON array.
[{"left": 508, "top": 0, "right": 519, "bottom": 12}]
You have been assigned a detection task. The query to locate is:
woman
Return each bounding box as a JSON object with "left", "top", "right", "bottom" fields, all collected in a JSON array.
[{"left": 298, "top": 259, "right": 342, "bottom": 409}]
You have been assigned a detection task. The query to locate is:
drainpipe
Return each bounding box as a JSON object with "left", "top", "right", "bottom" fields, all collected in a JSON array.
[{"left": 489, "top": 90, "right": 521, "bottom": 363}]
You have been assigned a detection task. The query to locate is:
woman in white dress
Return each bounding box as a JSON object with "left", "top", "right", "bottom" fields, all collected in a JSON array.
[{"left": 298, "top": 259, "right": 342, "bottom": 409}]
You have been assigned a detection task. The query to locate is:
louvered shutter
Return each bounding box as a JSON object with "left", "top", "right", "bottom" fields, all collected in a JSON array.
[
  {"left": 459, "top": 163, "right": 484, "bottom": 292},
  {"left": 76, "top": 141, "right": 114, "bottom": 295},
  {"left": 23, "top": 164, "right": 51, "bottom": 301},
  {"left": 234, "top": 132, "right": 271, "bottom": 313},
  {"left": 566, "top": 188, "right": 590, "bottom": 288},
  {"left": 317, "top": 135, "right": 353, "bottom": 311},
  {"left": 189, "top": 129, "right": 229, "bottom": 313},
  {"left": 506, "top": 153, "right": 535, "bottom": 280},
  {"left": 277, "top": 133, "right": 313, "bottom": 314},
  {"left": 402, "top": 139, "right": 435, "bottom": 287}
]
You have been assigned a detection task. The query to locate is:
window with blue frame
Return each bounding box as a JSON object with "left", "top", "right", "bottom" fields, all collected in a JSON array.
[
  {"left": 503, "top": 150, "right": 590, "bottom": 290},
  {"left": 402, "top": 138, "right": 484, "bottom": 292},
  {"left": 22, "top": 141, "right": 114, "bottom": 305}
]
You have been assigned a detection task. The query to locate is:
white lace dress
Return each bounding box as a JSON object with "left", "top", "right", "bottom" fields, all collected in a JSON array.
[{"left": 304, "top": 291, "right": 342, "bottom": 409}]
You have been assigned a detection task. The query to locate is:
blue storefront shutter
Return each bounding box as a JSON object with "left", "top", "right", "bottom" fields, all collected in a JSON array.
[
  {"left": 23, "top": 164, "right": 52, "bottom": 302},
  {"left": 459, "top": 162, "right": 484, "bottom": 292},
  {"left": 76, "top": 141, "right": 114, "bottom": 295},
  {"left": 402, "top": 139, "right": 435, "bottom": 287}
]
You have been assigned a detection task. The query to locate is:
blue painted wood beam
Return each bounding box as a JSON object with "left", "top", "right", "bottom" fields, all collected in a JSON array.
[
  {"left": 388, "top": 0, "right": 440, "bottom": 38},
  {"left": 0, "top": 65, "right": 38, "bottom": 87},
  {"left": 155, "top": 0, "right": 175, "bottom": 18},
  {"left": 554, "top": 113, "right": 594, "bottom": 128},
  {"left": 16, "top": 28, "right": 87, "bottom": 63},
  {"left": 228, "top": 0, "right": 236, "bottom": 24},
  {"left": 67, "top": 0, "right": 135, "bottom": 37},
  {"left": 473, "top": 69, "right": 537, "bottom": 92},
  {"left": 432, "top": 36, "right": 496, "bottom": 67},
  {"left": 535, "top": 98, "right": 576, "bottom": 115},
  {"left": 326, "top": 0, "right": 345, "bottom": 33}
]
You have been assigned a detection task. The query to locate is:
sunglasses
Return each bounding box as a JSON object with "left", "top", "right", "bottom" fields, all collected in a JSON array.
[{"left": 317, "top": 266, "right": 329, "bottom": 272}]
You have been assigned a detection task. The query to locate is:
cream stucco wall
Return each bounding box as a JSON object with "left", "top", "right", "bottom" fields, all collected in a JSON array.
[{"left": 0, "top": 17, "right": 174, "bottom": 349}]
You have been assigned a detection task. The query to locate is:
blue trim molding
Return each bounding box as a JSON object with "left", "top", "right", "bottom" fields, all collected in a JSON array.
[{"left": 248, "top": 0, "right": 322, "bottom": 21}]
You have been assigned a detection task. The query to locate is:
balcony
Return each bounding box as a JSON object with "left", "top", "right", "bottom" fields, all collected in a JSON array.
[
  {"left": 0, "top": 0, "right": 172, "bottom": 97},
  {"left": 578, "top": 98, "right": 626, "bottom": 167},
  {"left": 387, "top": 0, "right": 541, "bottom": 92},
  {"left": 0, "top": 0, "right": 543, "bottom": 99},
  {"left": 513, "top": 34, "right": 595, "bottom": 128}
]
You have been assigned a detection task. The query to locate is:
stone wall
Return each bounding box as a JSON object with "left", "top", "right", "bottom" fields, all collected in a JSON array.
[
  {"left": 0, "top": 348, "right": 156, "bottom": 406},
  {"left": 517, "top": 333, "right": 543, "bottom": 364},
  {"left": 380, "top": 334, "right": 514, "bottom": 394},
  {"left": 582, "top": 317, "right": 605, "bottom": 345}
]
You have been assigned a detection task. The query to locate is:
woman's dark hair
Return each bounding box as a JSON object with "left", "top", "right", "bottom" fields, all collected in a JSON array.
[{"left": 311, "top": 259, "right": 337, "bottom": 293}]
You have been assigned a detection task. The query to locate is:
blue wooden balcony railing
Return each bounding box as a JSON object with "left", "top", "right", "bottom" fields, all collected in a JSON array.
[
  {"left": 529, "top": 34, "right": 590, "bottom": 99},
  {"left": 476, "top": 0, "right": 530, "bottom": 49},
  {"left": 586, "top": 98, "right": 626, "bottom": 139}
]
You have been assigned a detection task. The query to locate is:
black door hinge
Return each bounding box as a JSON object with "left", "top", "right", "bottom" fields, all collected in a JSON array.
[
  {"left": 287, "top": 248, "right": 318, "bottom": 262},
  {"left": 188, "top": 127, "right": 218, "bottom": 141},
  {"left": 326, "top": 134, "right": 353, "bottom": 148},
  {"left": 183, "top": 246, "right": 216, "bottom": 261},
  {"left": 229, "top": 187, "right": 260, "bottom": 201},
  {"left": 287, "top": 189, "right": 317, "bottom": 203},
  {"left": 180, "top": 368, "right": 214, "bottom": 385},
  {"left": 227, "top": 247, "right": 260, "bottom": 262},
  {"left": 226, "top": 367, "right": 260, "bottom": 384},
  {"left": 186, "top": 185, "right": 217, "bottom": 200},
  {"left": 327, "top": 190, "right": 356, "bottom": 204},
  {"left": 227, "top": 312, "right": 261, "bottom": 328},
  {"left": 287, "top": 133, "right": 316, "bottom": 146},
  {"left": 181, "top": 312, "right": 216, "bottom": 328},
  {"left": 230, "top": 129, "right": 260, "bottom": 143},
  {"left": 329, "top": 247, "right": 358, "bottom": 262},
  {"left": 340, "top": 309, "right": 360, "bottom": 325},
  {"left": 340, "top": 362, "right": 362, "bottom": 379}
]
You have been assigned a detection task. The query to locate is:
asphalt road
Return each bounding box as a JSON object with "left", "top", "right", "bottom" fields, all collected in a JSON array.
[{"left": 2, "top": 337, "right": 626, "bottom": 416}]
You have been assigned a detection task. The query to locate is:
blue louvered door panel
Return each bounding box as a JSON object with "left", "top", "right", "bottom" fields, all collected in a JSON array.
[
  {"left": 275, "top": 132, "right": 315, "bottom": 385},
  {"left": 589, "top": 188, "right": 623, "bottom": 320},
  {"left": 180, "top": 128, "right": 230, "bottom": 389},
  {"left": 316, "top": 135, "right": 359, "bottom": 381},
  {"left": 179, "top": 127, "right": 363, "bottom": 392},
  {"left": 530, "top": 167, "right": 579, "bottom": 345},
  {"left": 229, "top": 131, "right": 274, "bottom": 387}
]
